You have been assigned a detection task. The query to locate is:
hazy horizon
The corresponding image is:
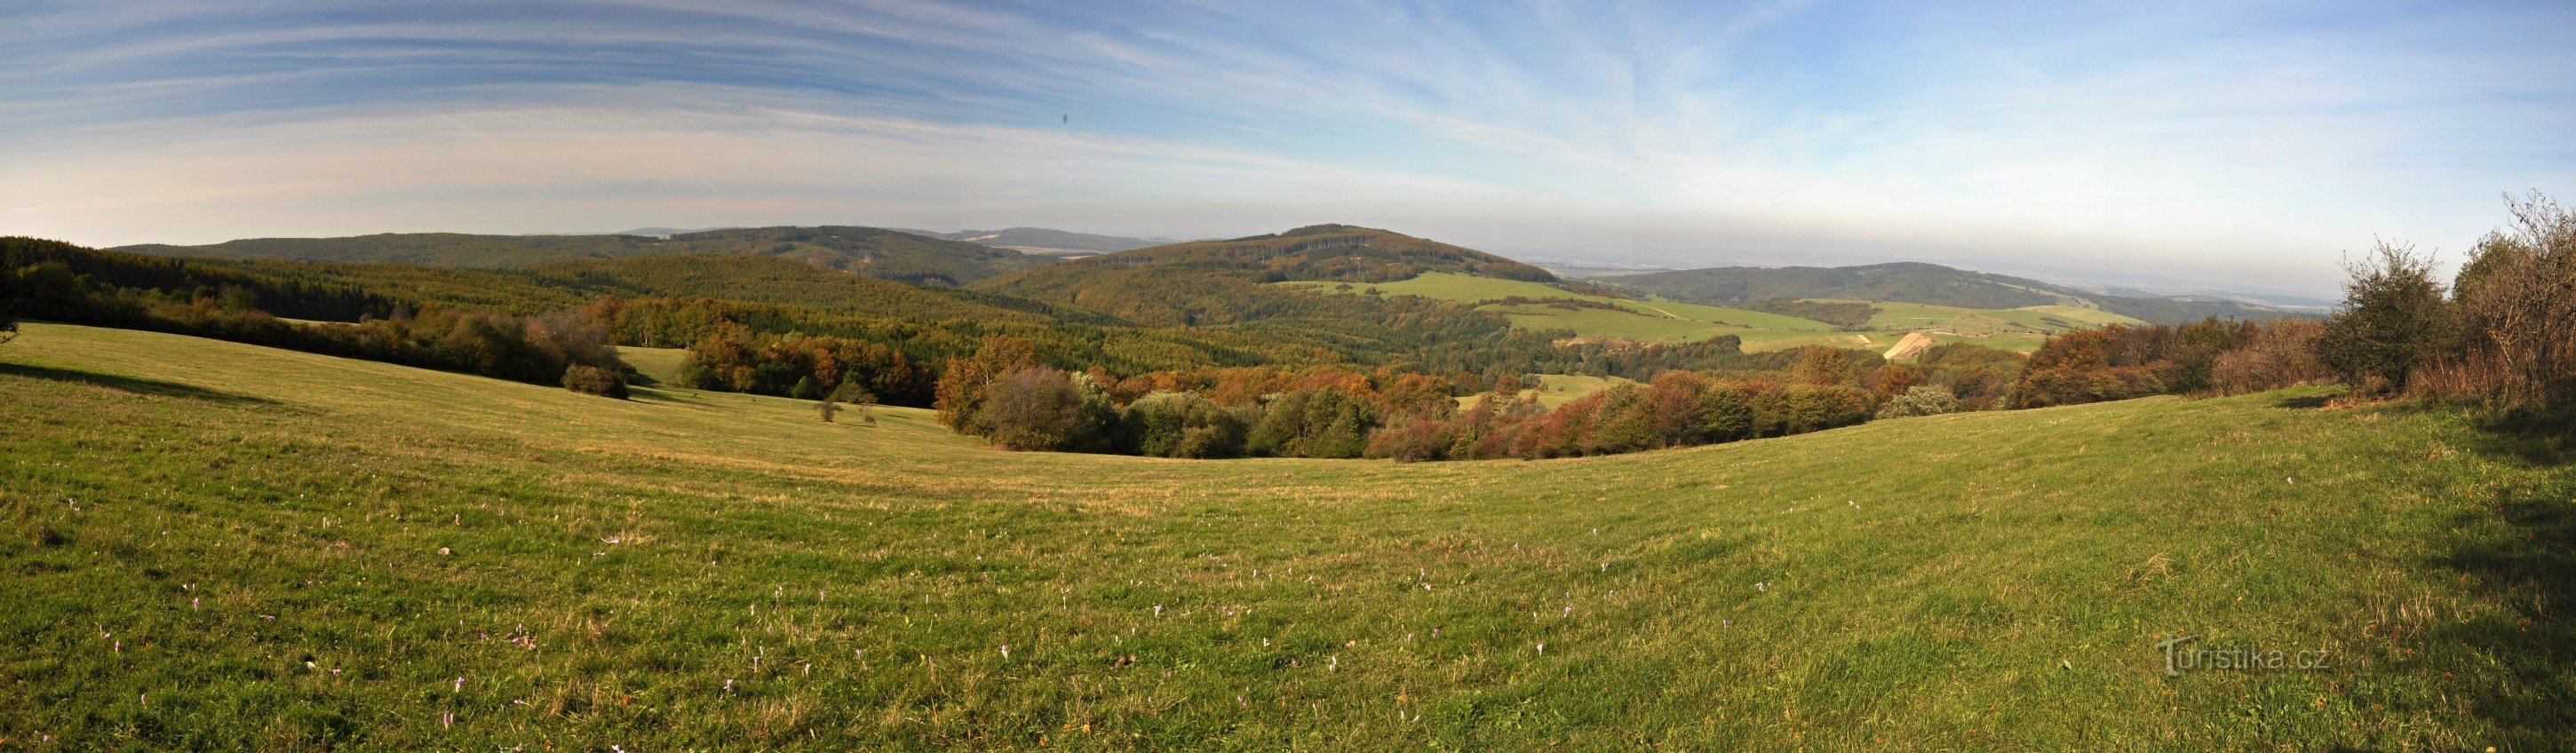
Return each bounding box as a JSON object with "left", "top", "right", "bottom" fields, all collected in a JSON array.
[{"left": 8, "top": 1, "right": 2572, "bottom": 296}]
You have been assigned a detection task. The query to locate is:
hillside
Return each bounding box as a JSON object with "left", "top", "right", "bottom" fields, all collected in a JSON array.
[
  {"left": 1279, "top": 271, "right": 2134, "bottom": 354},
  {"left": 115, "top": 226, "right": 1056, "bottom": 287},
  {"left": 662, "top": 226, "right": 1056, "bottom": 287},
  {"left": 1601, "top": 262, "right": 2285, "bottom": 324},
  {"left": 4, "top": 322, "right": 2569, "bottom": 749}
]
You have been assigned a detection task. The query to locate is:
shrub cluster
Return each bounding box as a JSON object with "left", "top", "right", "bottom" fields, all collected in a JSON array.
[
  {"left": 679, "top": 324, "right": 933, "bottom": 406},
  {"left": 1365, "top": 373, "right": 1872, "bottom": 462},
  {"left": 561, "top": 364, "right": 630, "bottom": 399},
  {"left": 2008, "top": 318, "right": 2269, "bottom": 408}
]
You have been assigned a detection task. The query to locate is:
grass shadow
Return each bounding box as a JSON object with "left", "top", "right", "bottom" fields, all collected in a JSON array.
[
  {"left": 2431, "top": 480, "right": 2576, "bottom": 748},
  {"left": 627, "top": 386, "right": 725, "bottom": 408},
  {"left": 2270, "top": 392, "right": 2334, "bottom": 409},
  {"left": 0, "top": 361, "right": 275, "bottom": 405}
]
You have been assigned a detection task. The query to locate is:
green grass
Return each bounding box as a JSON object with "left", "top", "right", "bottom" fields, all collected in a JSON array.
[{"left": 5, "top": 322, "right": 2573, "bottom": 750}]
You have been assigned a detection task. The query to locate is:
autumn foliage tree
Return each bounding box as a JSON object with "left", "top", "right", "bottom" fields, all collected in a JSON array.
[{"left": 2413, "top": 193, "right": 2576, "bottom": 408}]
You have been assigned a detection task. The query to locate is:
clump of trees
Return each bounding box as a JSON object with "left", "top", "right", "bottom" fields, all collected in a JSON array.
[
  {"left": 2007, "top": 318, "right": 2273, "bottom": 408},
  {"left": 2400, "top": 192, "right": 2576, "bottom": 408},
  {"left": 2211, "top": 319, "right": 2330, "bottom": 395},
  {"left": 1364, "top": 371, "right": 1872, "bottom": 462},
  {"left": 680, "top": 325, "right": 932, "bottom": 406}
]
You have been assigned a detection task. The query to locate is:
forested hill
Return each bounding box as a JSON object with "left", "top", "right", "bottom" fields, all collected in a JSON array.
[
  {"left": 1067, "top": 225, "right": 1554, "bottom": 282},
  {"left": 973, "top": 225, "right": 1557, "bottom": 327},
  {"left": 114, "top": 226, "right": 1056, "bottom": 288},
  {"left": 1598, "top": 261, "right": 2285, "bottom": 324}
]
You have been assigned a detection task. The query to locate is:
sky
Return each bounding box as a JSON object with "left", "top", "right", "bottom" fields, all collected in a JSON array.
[{"left": 4, "top": 1, "right": 2572, "bottom": 295}]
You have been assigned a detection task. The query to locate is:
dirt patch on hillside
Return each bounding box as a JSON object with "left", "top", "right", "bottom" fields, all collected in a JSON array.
[{"left": 1883, "top": 331, "right": 1936, "bottom": 361}]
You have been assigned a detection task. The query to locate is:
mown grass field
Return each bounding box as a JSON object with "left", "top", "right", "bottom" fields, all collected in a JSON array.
[
  {"left": 1279, "top": 273, "right": 2137, "bottom": 355},
  {"left": 4, "top": 322, "right": 2572, "bottom": 750}
]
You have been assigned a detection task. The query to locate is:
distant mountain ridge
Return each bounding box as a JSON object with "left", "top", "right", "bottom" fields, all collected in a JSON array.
[
  {"left": 114, "top": 226, "right": 1056, "bottom": 288},
  {"left": 1598, "top": 261, "right": 2287, "bottom": 324},
  {"left": 894, "top": 226, "right": 1180, "bottom": 254}
]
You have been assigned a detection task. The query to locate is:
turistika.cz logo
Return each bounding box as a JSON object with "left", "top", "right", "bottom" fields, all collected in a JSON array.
[{"left": 2156, "top": 634, "right": 2333, "bottom": 677}]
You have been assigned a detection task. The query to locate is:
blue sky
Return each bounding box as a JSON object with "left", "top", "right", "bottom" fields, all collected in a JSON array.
[{"left": 4, "top": 1, "right": 2571, "bottom": 293}]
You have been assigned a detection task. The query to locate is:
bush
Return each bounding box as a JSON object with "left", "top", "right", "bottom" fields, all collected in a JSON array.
[
  {"left": 1876, "top": 385, "right": 1959, "bottom": 418},
  {"left": 2211, "top": 319, "right": 2330, "bottom": 394},
  {"left": 2318, "top": 242, "right": 2450, "bottom": 395},
  {"left": 562, "top": 365, "right": 629, "bottom": 399},
  {"left": 976, "top": 367, "right": 1113, "bottom": 451}
]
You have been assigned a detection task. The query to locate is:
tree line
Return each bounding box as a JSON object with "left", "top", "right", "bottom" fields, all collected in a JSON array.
[
  {"left": 1, "top": 236, "right": 629, "bottom": 396},
  {"left": 2001, "top": 192, "right": 2576, "bottom": 416}
]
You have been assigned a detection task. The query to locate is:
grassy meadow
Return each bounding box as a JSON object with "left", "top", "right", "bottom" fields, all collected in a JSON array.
[
  {"left": 4, "top": 321, "right": 2572, "bottom": 750},
  {"left": 1279, "top": 273, "right": 2140, "bottom": 355}
]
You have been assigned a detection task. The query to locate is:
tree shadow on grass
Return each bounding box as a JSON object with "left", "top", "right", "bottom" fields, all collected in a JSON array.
[
  {"left": 2431, "top": 480, "right": 2576, "bottom": 749},
  {"left": 2464, "top": 406, "right": 2576, "bottom": 469},
  {"left": 626, "top": 386, "right": 725, "bottom": 408},
  {"left": 0, "top": 361, "right": 275, "bottom": 405}
]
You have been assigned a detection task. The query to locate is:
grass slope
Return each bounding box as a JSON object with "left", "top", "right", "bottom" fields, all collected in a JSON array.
[
  {"left": 1595, "top": 262, "right": 2284, "bottom": 325},
  {"left": 4, "top": 323, "right": 2572, "bottom": 750}
]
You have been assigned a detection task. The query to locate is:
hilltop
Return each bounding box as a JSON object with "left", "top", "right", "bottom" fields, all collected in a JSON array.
[
  {"left": 976, "top": 225, "right": 1555, "bottom": 328},
  {"left": 1600, "top": 261, "right": 2286, "bottom": 324},
  {"left": 115, "top": 226, "right": 1056, "bottom": 288},
  {"left": 3, "top": 321, "right": 2566, "bottom": 749}
]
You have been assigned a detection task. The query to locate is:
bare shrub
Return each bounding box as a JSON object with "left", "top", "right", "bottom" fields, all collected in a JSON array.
[{"left": 2212, "top": 319, "right": 2330, "bottom": 394}]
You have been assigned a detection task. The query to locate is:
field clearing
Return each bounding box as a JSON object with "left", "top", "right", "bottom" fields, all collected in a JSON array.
[
  {"left": 618, "top": 345, "right": 690, "bottom": 385},
  {"left": 1458, "top": 373, "right": 1635, "bottom": 408},
  {"left": 1838, "top": 299, "right": 2145, "bottom": 335},
  {"left": 2015, "top": 305, "right": 2148, "bottom": 328},
  {"left": 4, "top": 322, "right": 2572, "bottom": 749}
]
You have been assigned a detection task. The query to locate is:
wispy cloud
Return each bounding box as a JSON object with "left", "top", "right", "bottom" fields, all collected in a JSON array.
[{"left": 4, "top": 0, "right": 2571, "bottom": 291}]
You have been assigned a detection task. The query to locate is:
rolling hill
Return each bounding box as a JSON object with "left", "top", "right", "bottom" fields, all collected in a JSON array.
[
  {"left": 4, "top": 321, "right": 2567, "bottom": 749},
  {"left": 1599, "top": 262, "right": 2288, "bottom": 324},
  {"left": 115, "top": 226, "right": 1057, "bottom": 288}
]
